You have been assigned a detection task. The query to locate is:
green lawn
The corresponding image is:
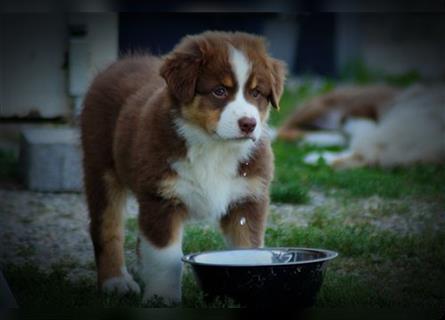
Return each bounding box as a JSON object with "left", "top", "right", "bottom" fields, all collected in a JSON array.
[
  {"left": 2, "top": 76, "right": 445, "bottom": 310},
  {"left": 4, "top": 218, "right": 445, "bottom": 308},
  {"left": 272, "top": 141, "right": 445, "bottom": 203}
]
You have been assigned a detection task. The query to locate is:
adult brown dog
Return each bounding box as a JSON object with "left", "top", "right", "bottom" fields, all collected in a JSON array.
[{"left": 81, "top": 31, "right": 286, "bottom": 304}]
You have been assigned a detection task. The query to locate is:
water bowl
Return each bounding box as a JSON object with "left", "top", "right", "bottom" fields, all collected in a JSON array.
[{"left": 182, "top": 247, "right": 338, "bottom": 308}]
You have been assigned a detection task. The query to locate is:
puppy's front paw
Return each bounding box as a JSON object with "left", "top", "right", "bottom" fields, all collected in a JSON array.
[{"left": 102, "top": 271, "right": 141, "bottom": 295}]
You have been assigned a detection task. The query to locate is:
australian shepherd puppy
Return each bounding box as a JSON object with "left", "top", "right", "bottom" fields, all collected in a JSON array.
[{"left": 80, "top": 31, "right": 286, "bottom": 304}]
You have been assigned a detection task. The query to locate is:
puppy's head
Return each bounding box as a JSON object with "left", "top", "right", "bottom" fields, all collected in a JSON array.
[{"left": 160, "top": 31, "right": 286, "bottom": 142}]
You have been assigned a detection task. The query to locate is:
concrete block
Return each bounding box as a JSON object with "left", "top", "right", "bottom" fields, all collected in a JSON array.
[{"left": 19, "top": 127, "right": 82, "bottom": 192}]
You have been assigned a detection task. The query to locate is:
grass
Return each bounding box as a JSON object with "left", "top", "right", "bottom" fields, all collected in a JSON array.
[
  {"left": 4, "top": 221, "right": 445, "bottom": 309},
  {"left": 1, "top": 66, "right": 444, "bottom": 310},
  {"left": 269, "top": 77, "right": 445, "bottom": 204},
  {"left": 271, "top": 141, "right": 445, "bottom": 203}
]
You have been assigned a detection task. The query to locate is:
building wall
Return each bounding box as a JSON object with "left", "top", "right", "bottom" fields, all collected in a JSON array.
[
  {"left": 0, "top": 13, "right": 118, "bottom": 119},
  {"left": 362, "top": 14, "right": 445, "bottom": 79},
  {"left": 335, "top": 13, "right": 362, "bottom": 74},
  {"left": 68, "top": 13, "right": 118, "bottom": 81},
  {"left": 262, "top": 15, "right": 299, "bottom": 73},
  {"left": 336, "top": 13, "right": 445, "bottom": 79},
  {"left": 68, "top": 13, "right": 118, "bottom": 116},
  {"left": 0, "top": 14, "right": 69, "bottom": 118}
]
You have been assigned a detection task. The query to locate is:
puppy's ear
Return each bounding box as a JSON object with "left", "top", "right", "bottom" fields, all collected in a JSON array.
[
  {"left": 268, "top": 58, "right": 287, "bottom": 110},
  {"left": 160, "top": 37, "right": 207, "bottom": 103}
]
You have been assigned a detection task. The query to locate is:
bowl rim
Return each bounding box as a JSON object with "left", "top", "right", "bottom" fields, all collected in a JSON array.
[{"left": 182, "top": 247, "right": 338, "bottom": 267}]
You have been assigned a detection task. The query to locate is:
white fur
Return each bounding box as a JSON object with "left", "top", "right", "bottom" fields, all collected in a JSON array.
[
  {"left": 304, "top": 84, "right": 445, "bottom": 168},
  {"left": 173, "top": 119, "right": 256, "bottom": 221},
  {"left": 102, "top": 266, "right": 141, "bottom": 295},
  {"left": 216, "top": 47, "right": 261, "bottom": 141},
  {"left": 138, "top": 232, "right": 183, "bottom": 304},
  {"left": 301, "top": 131, "right": 346, "bottom": 147},
  {"left": 347, "top": 84, "right": 445, "bottom": 167}
]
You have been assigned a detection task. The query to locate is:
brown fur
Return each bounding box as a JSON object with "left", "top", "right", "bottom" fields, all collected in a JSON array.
[
  {"left": 81, "top": 31, "right": 285, "bottom": 289},
  {"left": 278, "top": 85, "right": 400, "bottom": 140},
  {"left": 220, "top": 198, "right": 269, "bottom": 247},
  {"left": 95, "top": 171, "right": 127, "bottom": 284},
  {"left": 181, "top": 96, "right": 223, "bottom": 133},
  {"left": 222, "top": 140, "right": 274, "bottom": 247}
]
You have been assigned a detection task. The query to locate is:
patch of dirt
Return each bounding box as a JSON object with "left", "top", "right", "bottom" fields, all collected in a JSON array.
[
  {"left": 269, "top": 192, "right": 445, "bottom": 234},
  {"left": 0, "top": 189, "right": 139, "bottom": 282}
]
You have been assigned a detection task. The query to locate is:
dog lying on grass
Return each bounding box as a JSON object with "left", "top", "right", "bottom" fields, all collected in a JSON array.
[{"left": 278, "top": 84, "right": 445, "bottom": 168}]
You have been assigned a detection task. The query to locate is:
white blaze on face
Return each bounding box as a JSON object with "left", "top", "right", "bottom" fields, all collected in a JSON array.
[{"left": 216, "top": 47, "right": 261, "bottom": 141}]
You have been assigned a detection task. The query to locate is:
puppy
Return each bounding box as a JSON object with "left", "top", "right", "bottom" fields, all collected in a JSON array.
[{"left": 80, "top": 31, "right": 286, "bottom": 304}]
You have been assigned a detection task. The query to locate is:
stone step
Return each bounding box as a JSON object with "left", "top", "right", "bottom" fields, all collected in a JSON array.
[{"left": 19, "top": 127, "right": 82, "bottom": 192}]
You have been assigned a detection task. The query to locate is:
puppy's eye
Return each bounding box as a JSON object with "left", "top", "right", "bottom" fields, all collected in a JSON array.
[
  {"left": 251, "top": 88, "right": 261, "bottom": 98},
  {"left": 212, "top": 86, "right": 228, "bottom": 98}
]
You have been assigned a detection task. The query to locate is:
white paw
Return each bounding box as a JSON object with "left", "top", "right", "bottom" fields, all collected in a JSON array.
[{"left": 102, "top": 271, "right": 141, "bottom": 295}]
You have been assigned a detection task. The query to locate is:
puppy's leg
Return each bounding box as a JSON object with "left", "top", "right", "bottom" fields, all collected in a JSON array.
[
  {"left": 85, "top": 170, "right": 140, "bottom": 294},
  {"left": 138, "top": 196, "right": 185, "bottom": 305},
  {"left": 220, "top": 198, "right": 268, "bottom": 248}
]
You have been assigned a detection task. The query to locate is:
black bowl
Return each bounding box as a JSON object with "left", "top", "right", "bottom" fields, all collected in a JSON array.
[{"left": 182, "top": 247, "right": 338, "bottom": 308}]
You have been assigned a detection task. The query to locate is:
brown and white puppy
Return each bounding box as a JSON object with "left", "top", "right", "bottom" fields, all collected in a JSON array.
[{"left": 80, "top": 31, "right": 286, "bottom": 304}]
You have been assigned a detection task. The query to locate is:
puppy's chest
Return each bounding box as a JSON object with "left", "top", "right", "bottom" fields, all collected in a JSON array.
[{"left": 169, "top": 143, "right": 254, "bottom": 220}]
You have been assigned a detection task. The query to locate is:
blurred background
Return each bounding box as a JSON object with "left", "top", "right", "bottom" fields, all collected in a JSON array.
[
  {"left": 1, "top": 4, "right": 443, "bottom": 184},
  {"left": 1, "top": 2, "right": 444, "bottom": 127}
]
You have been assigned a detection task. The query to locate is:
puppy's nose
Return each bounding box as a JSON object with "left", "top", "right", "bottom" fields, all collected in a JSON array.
[{"left": 238, "top": 117, "right": 257, "bottom": 134}]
